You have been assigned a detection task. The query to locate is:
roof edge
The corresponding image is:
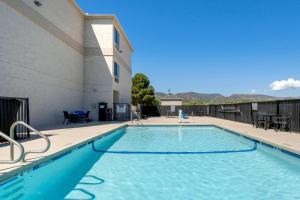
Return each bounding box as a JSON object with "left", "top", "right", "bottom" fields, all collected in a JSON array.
[
  {"left": 69, "top": 0, "right": 86, "bottom": 16},
  {"left": 85, "top": 14, "right": 134, "bottom": 52},
  {"left": 69, "top": 1, "right": 134, "bottom": 52}
]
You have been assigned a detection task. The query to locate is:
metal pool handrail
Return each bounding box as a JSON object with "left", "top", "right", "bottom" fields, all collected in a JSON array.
[
  {"left": 10, "top": 121, "right": 51, "bottom": 162},
  {"left": 0, "top": 131, "right": 25, "bottom": 164}
]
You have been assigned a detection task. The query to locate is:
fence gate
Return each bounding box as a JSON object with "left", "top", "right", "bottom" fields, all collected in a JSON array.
[
  {"left": 0, "top": 97, "right": 30, "bottom": 142},
  {"left": 113, "top": 103, "right": 130, "bottom": 121}
]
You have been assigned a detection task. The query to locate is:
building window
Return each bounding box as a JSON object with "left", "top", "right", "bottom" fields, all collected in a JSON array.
[
  {"left": 114, "top": 27, "right": 120, "bottom": 50},
  {"left": 114, "top": 62, "right": 120, "bottom": 83}
]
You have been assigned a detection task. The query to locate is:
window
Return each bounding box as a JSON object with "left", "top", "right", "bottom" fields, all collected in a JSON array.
[
  {"left": 114, "top": 27, "right": 120, "bottom": 50},
  {"left": 114, "top": 62, "right": 120, "bottom": 83}
]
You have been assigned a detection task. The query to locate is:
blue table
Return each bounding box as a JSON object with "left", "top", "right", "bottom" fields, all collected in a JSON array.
[{"left": 70, "top": 111, "right": 87, "bottom": 122}]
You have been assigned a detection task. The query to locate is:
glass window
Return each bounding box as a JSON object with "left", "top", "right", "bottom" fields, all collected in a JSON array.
[
  {"left": 114, "top": 27, "right": 120, "bottom": 47},
  {"left": 114, "top": 62, "right": 120, "bottom": 82}
]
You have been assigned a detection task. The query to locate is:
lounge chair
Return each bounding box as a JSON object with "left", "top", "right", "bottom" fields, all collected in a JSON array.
[
  {"left": 179, "top": 110, "right": 189, "bottom": 123},
  {"left": 182, "top": 113, "right": 189, "bottom": 119}
]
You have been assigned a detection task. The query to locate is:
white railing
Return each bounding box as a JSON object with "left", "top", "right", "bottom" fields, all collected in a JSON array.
[
  {"left": 10, "top": 121, "right": 50, "bottom": 162},
  {"left": 0, "top": 131, "right": 24, "bottom": 164}
]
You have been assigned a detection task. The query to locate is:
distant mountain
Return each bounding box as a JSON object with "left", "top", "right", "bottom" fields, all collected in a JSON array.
[
  {"left": 175, "top": 92, "right": 224, "bottom": 100},
  {"left": 156, "top": 92, "right": 224, "bottom": 100},
  {"left": 227, "top": 94, "right": 279, "bottom": 101},
  {"left": 156, "top": 92, "right": 289, "bottom": 105}
]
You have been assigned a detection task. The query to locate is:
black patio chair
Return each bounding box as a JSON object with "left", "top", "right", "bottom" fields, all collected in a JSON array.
[
  {"left": 273, "top": 115, "right": 291, "bottom": 132},
  {"left": 255, "top": 112, "right": 266, "bottom": 129},
  {"left": 63, "top": 111, "right": 71, "bottom": 125}
]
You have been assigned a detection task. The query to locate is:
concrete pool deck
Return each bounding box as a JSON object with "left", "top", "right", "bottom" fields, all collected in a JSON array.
[
  {"left": 1, "top": 117, "right": 300, "bottom": 182},
  {"left": 0, "top": 121, "right": 127, "bottom": 182}
]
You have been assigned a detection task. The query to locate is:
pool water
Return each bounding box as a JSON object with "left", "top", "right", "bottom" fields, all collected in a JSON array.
[{"left": 1, "top": 126, "right": 300, "bottom": 200}]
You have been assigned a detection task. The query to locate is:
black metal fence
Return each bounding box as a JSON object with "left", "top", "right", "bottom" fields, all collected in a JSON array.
[
  {"left": 142, "top": 105, "right": 208, "bottom": 117},
  {"left": 208, "top": 103, "right": 253, "bottom": 124},
  {"left": 209, "top": 100, "right": 300, "bottom": 132},
  {"left": 0, "top": 97, "right": 30, "bottom": 142},
  {"left": 113, "top": 103, "right": 131, "bottom": 121},
  {"left": 142, "top": 99, "right": 300, "bottom": 133}
]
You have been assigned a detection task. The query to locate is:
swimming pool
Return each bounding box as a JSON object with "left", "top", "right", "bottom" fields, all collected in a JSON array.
[{"left": 1, "top": 125, "right": 300, "bottom": 199}]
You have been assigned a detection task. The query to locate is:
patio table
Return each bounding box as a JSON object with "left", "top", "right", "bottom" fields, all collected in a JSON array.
[
  {"left": 70, "top": 111, "right": 87, "bottom": 122},
  {"left": 256, "top": 113, "right": 278, "bottom": 130}
]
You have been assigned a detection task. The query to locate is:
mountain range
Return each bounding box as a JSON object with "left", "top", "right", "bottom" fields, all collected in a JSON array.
[{"left": 155, "top": 92, "right": 294, "bottom": 105}]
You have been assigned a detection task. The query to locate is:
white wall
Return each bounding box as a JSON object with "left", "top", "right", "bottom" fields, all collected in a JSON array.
[
  {"left": 112, "top": 21, "right": 133, "bottom": 104},
  {"left": 23, "top": 0, "right": 84, "bottom": 46},
  {"left": 0, "top": 0, "right": 84, "bottom": 128},
  {"left": 113, "top": 54, "right": 132, "bottom": 104},
  {"left": 83, "top": 18, "right": 114, "bottom": 120},
  {"left": 84, "top": 18, "right": 114, "bottom": 54},
  {"left": 0, "top": 1, "right": 133, "bottom": 126},
  {"left": 118, "top": 66, "right": 132, "bottom": 104},
  {"left": 83, "top": 56, "right": 113, "bottom": 120},
  {"left": 84, "top": 17, "right": 133, "bottom": 119}
]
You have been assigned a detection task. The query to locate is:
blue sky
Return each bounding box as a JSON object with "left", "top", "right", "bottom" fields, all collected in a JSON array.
[{"left": 76, "top": 0, "right": 300, "bottom": 97}]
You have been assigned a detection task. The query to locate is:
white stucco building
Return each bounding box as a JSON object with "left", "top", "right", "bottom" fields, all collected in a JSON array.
[{"left": 0, "top": 0, "right": 133, "bottom": 128}]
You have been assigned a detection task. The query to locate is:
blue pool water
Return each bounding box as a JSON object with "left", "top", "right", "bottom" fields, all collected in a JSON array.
[{"left": 1, "top": 126, "right": 300, "bottom": 199}]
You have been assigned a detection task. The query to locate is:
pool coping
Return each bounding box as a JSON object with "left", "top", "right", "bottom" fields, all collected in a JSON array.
[
  {"left": 212, "top": 124, "right": 300, "bottom": 159},
  {"left": 128, "top": 123, "right": 300, "bottom": 158},
  {"left": 0, "top": 124, "right": 127, "bottom": 184},
  {"left": 1, "top": 123, "right": 300, "bottom": 185}
]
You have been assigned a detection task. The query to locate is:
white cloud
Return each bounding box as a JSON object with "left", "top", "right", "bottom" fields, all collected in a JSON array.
[
  {"left": 270, "top": 78, "right": 300, "bottom": 91},
  {"left": 250, "top": 89, "right": 256, "bottom": 94}
]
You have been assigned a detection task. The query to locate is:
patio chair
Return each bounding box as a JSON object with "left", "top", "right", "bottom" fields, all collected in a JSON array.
[
  {"left": 85, "top": 111, "right": 91, "bottom": 122},
  {"left": 273, "top": 115, "right": 291, "bottom": 132},
  {"left": 63, "top": 111, "right": 71, "bottom": 125},
  {"left": 255, "top": 112, "right": 267, "bottom": 129}
]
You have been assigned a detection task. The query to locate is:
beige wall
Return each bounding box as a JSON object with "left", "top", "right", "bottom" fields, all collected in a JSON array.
[
  {"left": 0, "top": 0, "right": 84, "bottom": 128},
  {"left": 112, "top": 20, "right": 133, "bottom": 104},
  {"left": 117, "top": 65, "right": 132, "bottom": 104},
  {"left": 22, "top": 0, "right": 84, "bottom": 45},
  {"left": 113, "top": 53, "right": 132, "bottom": 104},
  {"left": 83, "top": 18, "right": 114, "bottom": 120},
  {"left": 160, "top": 100, "right": 183, "bottom": 106},
  {"left": 0, "top": 1, "right": 133, "bottom": 126},
  {"left": 114, "top": 21, "right": 132, "bottom": 68},
  {"left": 84, "top": 17, "right": 133, "bottom": 119},
  {"left": 84, "top": 18, "right": 114, "bottom": 54}
]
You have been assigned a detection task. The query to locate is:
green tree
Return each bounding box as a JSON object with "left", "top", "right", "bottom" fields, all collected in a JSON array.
[{"left": 132, "top": 73, "right": 160, "bottom": 106}]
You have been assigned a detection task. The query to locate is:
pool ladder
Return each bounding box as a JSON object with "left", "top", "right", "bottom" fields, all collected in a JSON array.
[
  {"left": 0, "top": 131, "right": 24, "bottom": 164},
  {"left": 0, "top": 121, "right": 51, "bottom": 164},
  {"left": 130, "top": 111, "right": 144, "bottom": 126}
]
